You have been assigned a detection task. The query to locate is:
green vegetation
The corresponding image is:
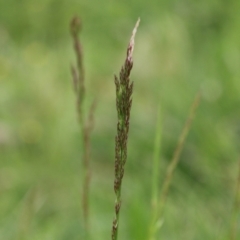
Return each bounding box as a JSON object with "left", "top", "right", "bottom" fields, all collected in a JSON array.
[{"left": 0, "top": 0, "right": 240, "bottom": 240}]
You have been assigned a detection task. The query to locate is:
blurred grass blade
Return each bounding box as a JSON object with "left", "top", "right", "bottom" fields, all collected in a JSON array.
[
  {"left": 70, "top": 16, "right": 95, "bottom": 236},
  {"left": 148, "top": 91, "right": 201, "bottom": 240},
  {"left": 151, "top": 105, "right": 162, "bottom": 210}
]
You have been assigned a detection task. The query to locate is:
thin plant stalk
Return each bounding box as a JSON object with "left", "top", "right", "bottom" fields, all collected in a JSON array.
[
  {"left": 70, "top": 16, "right": 95, "bottom": 233},
  {"left": 149, "top": 105, "right": 162, "bottom": 240},
  {"left": 151, "top": 105, "right": 162, "bottom": 210},
  {"left": 148, "top": 92, "right": 201, "bottom": 240},
  {"left": 111, "top": 18, "right": 140, "bottom": 240},
  {"left": 230, "top": 158, "right": 240, "bottom": 240}
]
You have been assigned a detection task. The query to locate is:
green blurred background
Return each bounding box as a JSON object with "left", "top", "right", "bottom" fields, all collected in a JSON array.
[{"left": 1, "top": 0, "right": 240, "bottom": 239}]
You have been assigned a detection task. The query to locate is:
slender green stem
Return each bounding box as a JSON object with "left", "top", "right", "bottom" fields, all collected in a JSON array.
[
  {"left": 148, "top": 92, "right": 201, "bottom": 240},
  {"left": 151, "top": 105, "right": 162, "bottom": 211}
]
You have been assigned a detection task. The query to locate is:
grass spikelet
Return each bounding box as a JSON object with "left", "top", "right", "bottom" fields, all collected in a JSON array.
[
  {"left": 111, "top": 18, "right": 140, "bottom": 240},
  {"left": 70, "top": 16, "right": 95, "bottom": 234}
]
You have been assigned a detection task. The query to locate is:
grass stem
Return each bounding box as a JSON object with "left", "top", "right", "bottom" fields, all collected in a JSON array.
[
  {"left": 148, "top": 92, "right": 201, "bottom": 240},
  {"left": 151, "top": 105, "right": 162, "bottom": 211},
  {"left": 70, "top": 16, "right": 95, "bottom": 234}
]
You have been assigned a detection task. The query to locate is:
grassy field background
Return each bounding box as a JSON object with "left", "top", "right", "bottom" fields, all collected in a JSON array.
[{"left": 1, "top": 0, "right": 240, "bottom": 239}]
